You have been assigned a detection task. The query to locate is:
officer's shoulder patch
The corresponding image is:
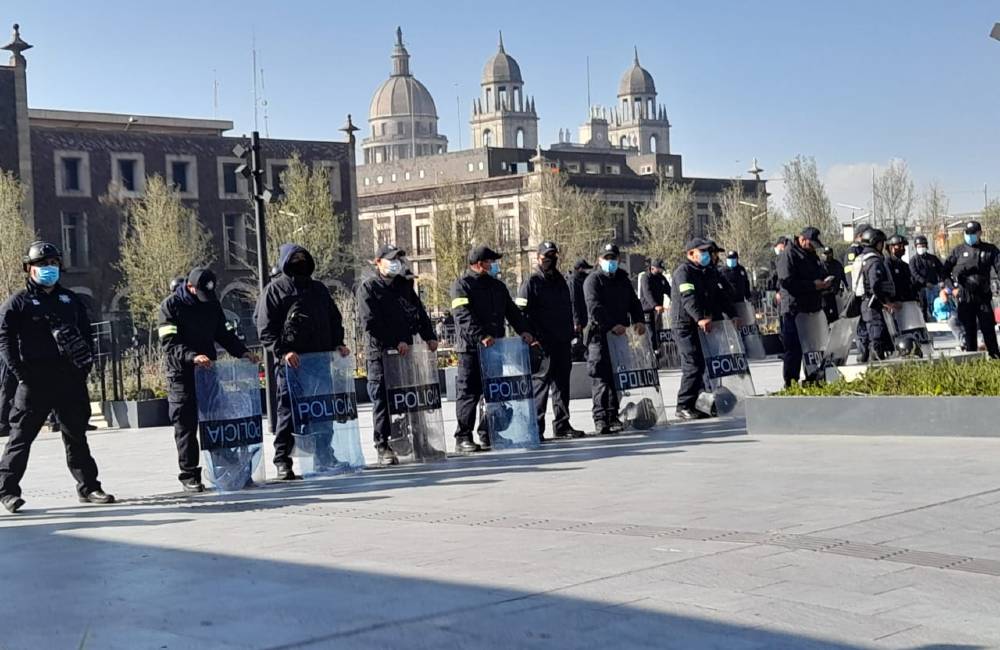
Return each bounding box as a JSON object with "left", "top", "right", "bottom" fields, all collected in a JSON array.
[
  {"left": 847, "top": 253, "right": 856, "bottom": 261},
  {"left": 58, "top": 294, "right": 71, "bottom": 303},
  {"left": 30, "top": 299, "right": 40, "bottom": 306}
]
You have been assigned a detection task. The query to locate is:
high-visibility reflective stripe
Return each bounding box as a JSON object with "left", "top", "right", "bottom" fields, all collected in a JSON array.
[
  {"left": 451, "top": 297, "right": 470, "bottom": 308},
  {"left": 514, "top": 297, "right": 528, "bottom": 307},
  {"left": 158, "top": 325, "right": 178, "bottom": 337},
  {"left": 679, "top": 283, "right": 695, "bottom": 293}
]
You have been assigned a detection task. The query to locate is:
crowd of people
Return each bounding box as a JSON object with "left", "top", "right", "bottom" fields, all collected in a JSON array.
[{"left": 1, "top": 219, "right": 998, "bottom": 512}]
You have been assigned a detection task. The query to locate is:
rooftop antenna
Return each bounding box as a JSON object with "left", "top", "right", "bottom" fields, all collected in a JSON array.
[
  {"left": 455, "top": 83, "right": 462, "bottom": 150},
  {"left": 260, "top": 66, "right": 270, "bottom": 138},
  {"left": 251, "top": 28, "right": 259, "bottom": 132},
  {"left": 586, "top": 55, "right": 592, "bottom": 115},
  {"left": 212, "top": 69, "right": 219, "bottom": 119}
]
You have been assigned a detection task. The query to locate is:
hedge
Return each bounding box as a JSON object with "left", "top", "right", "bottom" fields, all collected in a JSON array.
[{"left": 778, "top": 359, "right": 1000, "bottom": 397}]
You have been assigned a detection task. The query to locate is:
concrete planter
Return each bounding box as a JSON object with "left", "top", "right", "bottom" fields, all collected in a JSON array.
[
  {"left": 745, "top": 395, "right": 999, "bottom": 437},
  {"left": 570, "top": 362, "right": 590, "bottom": 400},
  {"left": 443, "top": 366, "right": 458, "bottom": 400},
  {"left": 103, "top": 398, "right": 169, "bottom": 429}
]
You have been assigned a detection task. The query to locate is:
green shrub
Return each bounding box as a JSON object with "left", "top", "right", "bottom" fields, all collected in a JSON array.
[{"left": 777, "top": 359, "right": 1000, "bottom": 397}]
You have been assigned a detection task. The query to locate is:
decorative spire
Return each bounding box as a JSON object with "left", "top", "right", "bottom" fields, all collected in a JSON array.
[
  {"left": 633, "top": 45, "right": 639, "bottom": 65},
  {"left": 391, "top": 26, "right": 410, "bottom": 77},
  {"left": 2, "top": 23, "right": 32, "bottom": 65},
  {"left": 498, "top": 30, "right": 505, "bottom": 53},
  {"left": 339, "top": 114, "right": 359, "bottom": 146},
  {"left": 396, "top": 26, "right": 403, "bottom": 46}
]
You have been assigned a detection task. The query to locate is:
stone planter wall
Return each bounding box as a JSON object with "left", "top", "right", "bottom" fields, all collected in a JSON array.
[{"left": 103, "top": 398, "right": 169, "bottom": 429}]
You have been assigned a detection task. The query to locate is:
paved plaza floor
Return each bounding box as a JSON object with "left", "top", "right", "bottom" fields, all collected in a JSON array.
[{"left": 2, "top": 360, "right": 1000, "bottom": 649}]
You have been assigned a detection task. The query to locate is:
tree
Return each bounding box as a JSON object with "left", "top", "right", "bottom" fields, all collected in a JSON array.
[
  {"left": 117, "top": 175, "right": 213, "bottom": 329},
  {"left": 918, "top": 181, "right": 949, "bottom": 243},
  {"left": 633, "top": 176, "right": 695, "bottom": 269},
  {"left": 782, "top": 155, "right": 837, "bottom": 238},
  {"left": 0, "top": 171, "right": 34, "bottom": 298},
  {"left": 716, "top": 180, "right": 774, "bottom": 284},
  {"left": 980, "top": 199, "right": 1000, "bottom": 242},
  {"left": 428, "top": 183, "right": 498, "bottom": 311},
  {"left": 529, "top": 170, "right": 615, "bottom": 268},
  {"left": 874, "top": 159, "right": 915, "bottom": 232},
  {"left": 262, "top": 154, "right": 353, "bottom": 287}
]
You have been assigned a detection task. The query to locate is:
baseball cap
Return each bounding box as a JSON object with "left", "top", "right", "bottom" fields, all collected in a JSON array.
[
  {"left": 651, "top": 258, "right": 667, "bottom": 270},
  {"left": 685, "top": 237, "right": 713, "bottom": 252},
  {"left": 376, "top": 244, "right": 405, "bottom": 260},
  {"left": 468, "top": 245, "right": 503, "bottom": 264},
  {"left": 573, "top": 258, "right": 594, "bottom": 271},
  {"left": 538, "top": 241, "right": 559, "bottom": 255},
  {"left": 726, "top": 250, "right": 739, "bottom": 259},
  {"left": 800, "top": 227, "right": 823, "bottom": 247},
  {"left": 965, "top": 221, "right": 982, "bottom": 235},
  {"left": 187, "top": 267, "right": 218, "bottom": 303},
  {"left": 600, "top": 243, "right": 620, "bottom": 259}
]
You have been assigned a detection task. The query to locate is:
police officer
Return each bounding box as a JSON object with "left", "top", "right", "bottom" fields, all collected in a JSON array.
[
  {"left": 776, "top": 227, "right": 831, "bottom": 386},
  {"left": 885, "top": 235, "right": 918, "bottom": 303},
  {"left": 767, "top": 236, "right": 789, "bottom": 292},
  {"left": 567, "top": 258, "right": 593, "bottom": 361},
  {"left": 721, "top": 251, "right": 752, "bottom": 303},
  {"left": 516, "top": 242, "right": 585, "bottom": 441},
  {"left": 845, "top": 224, "right": 871, "bottom": 361},
  {"left": 158, "top": 267, "right": 257, "bottom": 492},
  {"left": 256, "top": 244, "right": 351, "bottom": 480},
  {"left": 943, "top": 220, "right": 1000, "bottom": 358},
  {"left": 639, "top": 259, "right": 671, "bottom": 351},
  {"left": 583, "top": 244, "right": 646, "bottom": 435},
  {"left": 672, "top": 238, "right": 737, "bottom": 420},
  {"left": 909, "top": 235, "right": 943, "bottom": 321},
  {"left": 857, "top": 229, "right": 898, "bottom": 359},
  {"left": 0, "top": 242, "right": 114, "bottom": 513},
  {"left": 451, "top": 245, "right": 534, "bottom": 452},
  {"left": 819, "top": 247, "right": 848, "bottom": 324},
  {"left": 357, "top": 244, "right": 438, "bottom": 465}
]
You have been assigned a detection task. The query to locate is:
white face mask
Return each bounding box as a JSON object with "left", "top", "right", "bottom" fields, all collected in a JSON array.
[
  {"left": 383, "top": 259, "right": 403, "bottom": 276},
  {"left": 916, "top": 247, "right": 927, "bottom": 256},
  {"left": 773, "top": 247, "right": 782, "bottom": 256}
]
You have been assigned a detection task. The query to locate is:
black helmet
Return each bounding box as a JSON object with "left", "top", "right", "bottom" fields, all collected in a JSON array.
[
  {"left": 887, "top": 234, "right": 908, "bottom": 247},
  {"left": 895, "top": 335, "right": 919, "bottom": 358},
  {"left": 914, "top": 235, "right": 928, "bottom": 246},
  {"left": 22, "top": 241, "right": 62, "bottom": 271},
  {"left": 860, "top": 228, "right": 886, "bottom": 247}
]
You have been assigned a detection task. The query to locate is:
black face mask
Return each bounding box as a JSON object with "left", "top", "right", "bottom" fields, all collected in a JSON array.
[
  {"left": 287, "top": 260, "right": 310, "bottom": 277},
  {"left": 540, "top": 258, "right": 557, "bottom": 273}
]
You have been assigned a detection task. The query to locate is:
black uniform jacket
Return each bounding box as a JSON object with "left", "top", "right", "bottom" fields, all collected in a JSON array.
[
  {"left": 776, "top": 241, "right": 824, "bottom": 315},
  {"left": 357, "top": 271, "right": 435, "bottom": 361},
  {"left": 943, "top": 242, "right": 1000, "bottom": 303},
  {"left": 517, "top": 267, "right": 574, "bottom": 346},
  {"left": 450, "top": 270, "right": 531, "bottom": 354},
  {"left": 721, "top": 264, "right": 752, "bottom": 302},
  {"left": 583, "top": 267, "right": 644, "bottom": 340},
  {"left": 671, "top": 261, "right": 736, "bottom": 331},
  {"left": 639, "top": 271, "right": 671, "bottom": 311},
  {"left": 158, "top": 284, "right": 248, "bottom": 378}
]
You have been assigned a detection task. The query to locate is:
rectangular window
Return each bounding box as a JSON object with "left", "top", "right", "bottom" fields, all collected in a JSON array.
[
  {"left": 119, "top": 159, "right": 136, "bottom": 191},
  {"left": 111, "top": 153, "right": 146, "bottom": 196},
  {"left": 499, "top": 217, "right": 514, "bottom": 245},
  {"left": 55, "top": 151, "right": 91, "bottom": 198},
  {"left": 170, "top": 161, "right": 188, "bottom": 193},
  {"left": 606, "top": 164, "right": 621, "bottom": 175},
  {"left": 416, "top": 225, "right": 431, "bottom": 253},
  {"left": 268, "top": 162, "right": 289, "bottom": 197},
  {"left": 376, "top": 226, "right": 393, "bottom": 247},
  {"left": 61, "top": 212, "right": 89, "bottom": 268},
  {"left": 584, "top": 162, "right": 600, "bottom": 174},
  {"left": 62, "top": 158, "right": 81, "bottom": 192},
  {"left": 224, "top": 213, "right": 257, "bottom": 268},
  {"left": 223, "top": 163, "right": 240, "bottom": 194}
]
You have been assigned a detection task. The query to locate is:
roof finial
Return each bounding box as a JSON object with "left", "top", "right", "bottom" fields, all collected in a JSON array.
[
  {"left": 396, "top": 26, "right": 403, "bottom": 46},
  {"left": 633, "top": 45, "right": 639, "bottom": 64},
  {"left": 498, "top": 30, "right": 505, "bottom": 53},
  {"left": 2, "top": 23, "right": 32, "bottom": 60}
]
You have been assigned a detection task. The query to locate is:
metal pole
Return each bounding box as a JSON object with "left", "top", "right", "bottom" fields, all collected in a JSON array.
[{"left": 250, "top": 131, "right": 276, "bottom": 432}]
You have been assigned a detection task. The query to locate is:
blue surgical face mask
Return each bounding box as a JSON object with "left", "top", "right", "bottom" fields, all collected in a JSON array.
[
  {"left": 34, "top": 265, "right": 59, "bottom": 287},
  {"left": 489, "top": 261, "right": 501, "bottom": 277},
  {"left": 698, "top": 251, "right": 712, "bottom": 267},
  {"left": 600, "top": 259, "right": 618, "bottom": 274},
  {"left": 965, "top": 233, "right": 979, "bottom": 246},
  {"left": 384, "top": 259, "right": 403, "bottom": 276},
  {"left": 725, "top": 258, "right": 737, "bottom": 268}
]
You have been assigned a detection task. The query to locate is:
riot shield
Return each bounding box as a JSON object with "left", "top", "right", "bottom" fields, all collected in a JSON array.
[
  {"left": 698, "top": 320, "right": 755, "bottom": 415},
  {"left": 794, "top": 310, "right": 829, "bottom": 382},
  {"left": 478, "top": 338, "right": 540, "bottom": 449},
  {"left": 286, "top": 352, "right": 365, "bottom": 475},
  {"left": 733, "top": 301, "right": 766, "bottom": 360},
  {"left": 607, "top": 328, "right": 668, "bottom": 430},
  {"left": 885, "top": 300, "right": 933, "bottom": 358},
  {"left": 383, "top": 339, "right": 447, "bottom": 463},
  {"left": 194, "top": 359, "right": 264, "bottom": 492},
  {"left": 825, "top": 316, "right": 860, "bottom": 367},
  {"left": 654, "top": 311, "right": 680, "bottom": 368}
]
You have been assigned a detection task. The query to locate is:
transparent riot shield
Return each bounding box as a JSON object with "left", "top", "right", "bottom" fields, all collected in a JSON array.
[
  {"left": 654, "top": 311, "right": 680, "bottom": 368},
  {"left": 825, "top": 316, "right": 860, "bottom": 367},
  {"left": 383, "top": 339, "right": 447, "bottom": 463},
  {"left": 794, "top": 310, "right": 829, "bottom": 382},
  {"left": 698, "top": 320, "right": 756, "bottom": 415},
  {"left": 885, "top": 300, "right": 933, "bottom": 358},
  {"left": 733, "top": 301, "right": 766, "bottom": 360},
  {"left": 607, "top": 328, "right": 668, "bottom": 430},
  {"left": 194, "top": 359, "right": 264, "bottom": 492},
  {"left": 286, "top": 352, "right": 365, "bottom": 475},
  {"left": 479, "top": 338, "right": 540, "bottom": 449}
]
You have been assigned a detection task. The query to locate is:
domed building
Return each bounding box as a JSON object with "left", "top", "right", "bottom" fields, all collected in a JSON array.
[
  {"left": 362, "top": 28, "right": 447, "bottom": 165},
  {"left": 470, "top": 33, "right": 538, "bottom": 149},
  {"left": 607, "top": 48, "right": 670, "bottom": 155}
]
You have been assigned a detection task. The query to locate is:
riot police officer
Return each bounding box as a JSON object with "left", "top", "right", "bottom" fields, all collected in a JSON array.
[
  {"left": 909, "top": 235, "right": 943, "bottom": 321},
  {"left": 357, "top": 244, "right": 438, "bottom": 465},
  {"left": 671, "top": 239, "right": 738, "bottom": 420},
  {"left": 776, "top": 227, "right": 831, "bottom": 386},
  {"left": 845, "top": 224, "right": 871, "bottom": 361},
  {"left": 0, "top": 242, "right": 114, "bottom": 513},
  {"left": 819, "top": 247, "right": 848, "bottom": 324},
  {"left": 567, "top": 258, "right": 593, "bottom": 361},
  {"left": 451, "top": 245, "right": 534, "bottom": 452},
  {"left": 639, "top": 259, "right": 671, "bottom": 351},
  {"left": 583, "top": 244, "right": 646, "bottom": 435},
  {"left": 885, "top": 235, "right": 918, "bottom": 303},
  {"left": 256, "top": 243, "right": 351, "bottom": 480},
  {"left": 159, "top": 267, "right": 257, "bottom": 492},
  {"left": 517, "top": 242, "right": 585, "bottom": 441},
  {"left": 943, "top": 221, "right": 1000, "bottom": 358},
  {"left": 857, "top": 229, "right": 898, "bottom": 359},
  {"left": 721, "top": 251, "right": 752, "bottom": 303}
]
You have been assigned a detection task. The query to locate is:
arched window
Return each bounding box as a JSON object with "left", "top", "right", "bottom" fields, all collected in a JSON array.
[
  {"left": 482, "top": 129, "right": 493, "bottom": 147},
  {"left": 647, "top": 99, "right": 654, "bottom": 117},
  {"left": 619, "top": 136, "right": 628, "bottom": 148},
  {"left": 649, "top": 134, "right": 658, "bottom": 153},
  {"left": 485, "top": 88, "right": 493, "bottom": 110},
  {"left": 513, "top": 87, "right": 521, "bottom": 111},
  {"left": 515, "top": 128, "right": 525, "bottom": 148}
]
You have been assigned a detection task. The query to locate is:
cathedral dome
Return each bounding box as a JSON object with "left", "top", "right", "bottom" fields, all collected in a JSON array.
[
  {"left": 482, "top": 32, "right": 522, "bottom": 85},
  {"left": 369, "top": 76, "right": 438, "bottom": 119},
  {"left": 618, "top": 48, "right": 656, "bottom": 96}
]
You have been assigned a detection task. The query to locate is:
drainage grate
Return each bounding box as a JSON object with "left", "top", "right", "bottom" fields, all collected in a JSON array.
[
  {"left": 883, "top": 550, "right": 972, "bottom": 570},
  {"left": 825, "top": 543, "right": 907, "bottom": 561}
]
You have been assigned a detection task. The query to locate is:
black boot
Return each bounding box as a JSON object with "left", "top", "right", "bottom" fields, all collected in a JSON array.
[
  {"left": 377, "top": 444, "right": 399, "bottom": 466},
  {"left": 79, "top": 490, "right": 116, "bottom": 505},
  {"left": 180, "top": 478, "right": 205, "bottom": 494},
  {"left": 1, "top": 495, "right": 25, "bottom": 514},
  {"left": 455, "top": 436, "right": 481, "bottom": 453},
  {"left": 276, "top": 465, "right": 302, "bottom": 481}
]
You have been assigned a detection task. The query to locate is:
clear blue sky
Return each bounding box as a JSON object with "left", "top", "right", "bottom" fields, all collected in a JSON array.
[{"left": 7, "top": 0, "right": 1000, "bottom": 216}]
